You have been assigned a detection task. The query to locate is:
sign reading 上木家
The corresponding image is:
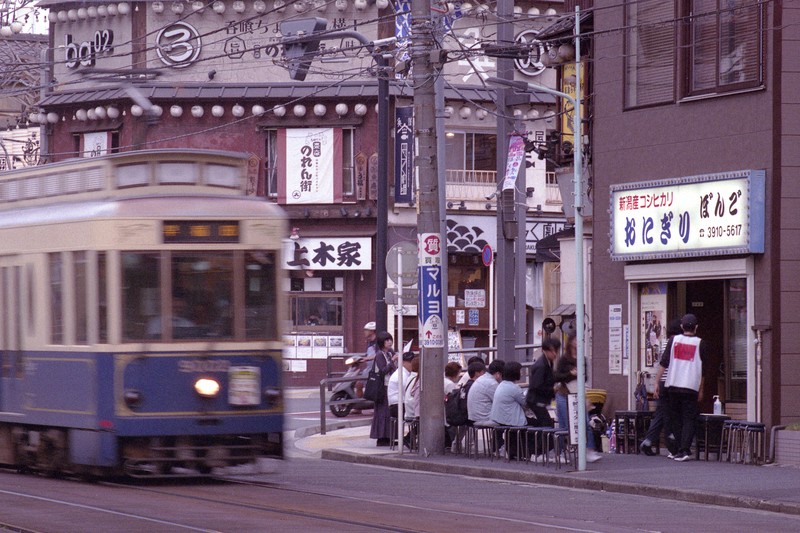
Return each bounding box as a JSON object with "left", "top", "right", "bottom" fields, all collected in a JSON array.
[
  {"left": 283, "top": 237, "right": 372, "bottom": 271},
  {"left": 609, "top": 170, "right": 765, "bottom": 261}
]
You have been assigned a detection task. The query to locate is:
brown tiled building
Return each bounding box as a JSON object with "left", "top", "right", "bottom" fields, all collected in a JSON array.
[{"left": 588, "top": 0, "right": 795, "bottom": 427}]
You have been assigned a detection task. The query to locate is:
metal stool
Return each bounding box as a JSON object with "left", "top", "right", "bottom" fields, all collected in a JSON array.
[
  {"left": 472, "top": 423, "right": 501, "bottom": 460},
  {"left": 526, "top": 427, "right": 558, "bottom": 466},
  {"left": 450, "top": 425, "right": 470, "bottom": 455},
  {"left": 739, "top": 421, "right": 766, "bottom": 465},
  {"left": 404, "top": 417, "right": 420, "bottom": 452},
  {"left": 553, "top": 429, "right": 577, "bottom": 469},
  {"left": 389, "top": 416, "right": 418, "bottom": 451},
  {"left": 720, "top": 420, "right": 739, "bottom": 462},
  {"left": 501, "top": 426, "right": 531, "bottom": 462},
  {"left": 695, "top": 414, "right": 730, "bottom": 461},
  {"left": 614, "top": 410, "right": 654, "bottom": 453}
]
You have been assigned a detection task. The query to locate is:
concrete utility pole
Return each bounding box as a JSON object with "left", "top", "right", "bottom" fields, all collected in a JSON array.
[
  {"left": 411, "top": 0, "right": 445, "bottom": 455},
  {"left": 495, "top": 0, "right": 529, "bottom": 362}
]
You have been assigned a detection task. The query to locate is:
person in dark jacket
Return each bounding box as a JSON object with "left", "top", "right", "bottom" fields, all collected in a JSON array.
[
  {"left": 526, "top": 337, "right": 561, "bottom": 427},
  {"left": 554, "top": 334, "right": 602, "bottom": 462}
]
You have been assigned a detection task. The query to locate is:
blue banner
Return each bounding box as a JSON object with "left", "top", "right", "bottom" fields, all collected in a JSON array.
[{"left": 394, "top": 106, "right": 414, "bottom": 203}]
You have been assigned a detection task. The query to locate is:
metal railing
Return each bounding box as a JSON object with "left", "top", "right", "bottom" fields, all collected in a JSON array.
[{"left": 318, "top": 375, "right": 373, "bottom": 435}]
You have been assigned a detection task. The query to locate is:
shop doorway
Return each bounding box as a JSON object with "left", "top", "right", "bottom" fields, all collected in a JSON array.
[
  {"left": 640, "top": 278, "right": 746, "bottom": 414},
  {"left": 684, "top": 280, "right": 725, "bottom": 414}
]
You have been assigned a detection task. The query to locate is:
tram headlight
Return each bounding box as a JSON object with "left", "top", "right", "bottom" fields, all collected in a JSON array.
[{"left": 194, "top": 378, "right": 221, "bottom": 398}]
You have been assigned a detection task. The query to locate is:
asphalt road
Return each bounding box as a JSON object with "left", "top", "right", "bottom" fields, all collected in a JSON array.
[
  {"left": 2, "top": 459, "right": 800, "bottom": 532},
  {"left": 1, "top": 393, "right": 797, "bottom": 532}
]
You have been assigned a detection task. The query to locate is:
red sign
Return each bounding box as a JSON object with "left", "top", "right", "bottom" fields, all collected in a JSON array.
[{"left": 423, "top": 234, "right": 441, "bottom": 256}]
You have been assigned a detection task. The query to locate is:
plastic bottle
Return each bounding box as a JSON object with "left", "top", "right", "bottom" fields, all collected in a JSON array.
[
  {"left": 609, "top": 425, "right": 617, "bottom": 453},
  {"left": 713, "top": 395, "right": 723, "bottom": 415}
]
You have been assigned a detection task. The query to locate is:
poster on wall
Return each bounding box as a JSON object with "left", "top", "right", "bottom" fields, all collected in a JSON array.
[
  {"left": 447, "top": 329, "right": 465, "bottom": 366},
  {"left": 82, "top": 131, "right": 109, "bottom": 158},
  {"left": 608, "top": 304, "right": 623, "bottom": 374},
  {"left": 623, "top": 324, "right": 630, "bottom": 376},
  {"left": 296, "top": 335, "right": 313, "bottom": 358},
  {"left": 328, "top": 336, "right": 344, "bottom": 354},
  {"left": 279, "top": 128, "right": 341, "bottom": 204},
  {"left": 312, "top": 336, "right": 328, "bottom": 358},
  {"left": 640, "top": 283, "right": 667, "bottom": 374},
  {"left": 283, "top": 335, "right": 297, "bottom": 359}
]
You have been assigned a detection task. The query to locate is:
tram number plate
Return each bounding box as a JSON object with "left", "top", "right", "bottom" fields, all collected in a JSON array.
[{"left": 228, "top": 366, "right": 261, "bottom": 406}]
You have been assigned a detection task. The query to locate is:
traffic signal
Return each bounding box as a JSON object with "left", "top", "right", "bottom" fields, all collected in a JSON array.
[{"left": 280, "top": 18, "right": 328, "bottom": 81}]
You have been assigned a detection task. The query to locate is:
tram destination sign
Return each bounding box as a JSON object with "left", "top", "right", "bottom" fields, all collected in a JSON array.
[
  {"left": 609, "top": 170, "right": 765, "bottom": 261},
  {"left": 163, "top": 221, "right": 240, "bottom": 244}
]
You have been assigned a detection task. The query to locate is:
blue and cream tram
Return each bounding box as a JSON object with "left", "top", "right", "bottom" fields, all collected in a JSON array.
[{"left": 0, "top": 150, "right": 285, "bottom": 477}]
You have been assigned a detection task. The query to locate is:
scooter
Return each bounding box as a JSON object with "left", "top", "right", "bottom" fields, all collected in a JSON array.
[{"left": 329, "top": 355, "right": 374, "bottom": 417}]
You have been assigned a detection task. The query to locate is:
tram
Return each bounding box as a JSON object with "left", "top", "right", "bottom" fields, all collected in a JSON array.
[{"left": 0, "top": 150, "right": 286, "bottom": 477}]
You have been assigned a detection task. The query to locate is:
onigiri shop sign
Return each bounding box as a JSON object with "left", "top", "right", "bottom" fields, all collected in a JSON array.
[{"left": 610, "top": 170, "right": 765, "bottom": 261}]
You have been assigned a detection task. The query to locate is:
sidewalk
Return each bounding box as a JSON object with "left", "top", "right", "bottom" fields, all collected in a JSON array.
[{"left": 294, "top": 422, "right": 800, "bottom": 517}]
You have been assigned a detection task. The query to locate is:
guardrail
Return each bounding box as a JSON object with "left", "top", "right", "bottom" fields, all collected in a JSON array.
[{"left": 319, "top": 375, "right": 372, "bottom": 435}]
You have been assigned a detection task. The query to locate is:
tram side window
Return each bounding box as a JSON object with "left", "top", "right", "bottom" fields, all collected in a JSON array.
[
  {"left": 245, "top": 252, "right": 278, "bottom": 339},
  {"left": 122, "top": 253, "right": 160, "bottom": 341},
  {"left": 49, "top": 253, "right": 63, "bottom": 344},
  {"left": 75, "top": 251, "right": 88, "bottom": 344},
  {"left": 98, "top": 252, "right": 107, "bottom": 343}
]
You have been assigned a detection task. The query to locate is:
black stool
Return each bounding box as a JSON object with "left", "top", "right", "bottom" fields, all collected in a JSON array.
[{"left": 695, "top": 414, "right": 730, "bottom": 460}]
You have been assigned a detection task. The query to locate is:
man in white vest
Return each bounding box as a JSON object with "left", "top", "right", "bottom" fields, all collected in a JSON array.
[{"left": 655, "top": 313, "right": 707, "bottom": 462}]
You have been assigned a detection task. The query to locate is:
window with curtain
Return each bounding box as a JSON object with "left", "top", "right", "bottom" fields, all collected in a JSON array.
[
  {"left": 624, "top": 0, "right": 676, "bottom": 108},
  {"left": 624, "top": 0, "right": 764, "bottom": 108},
  {"left": 685, "top": 0, "right": 764, "bottom": 96}
]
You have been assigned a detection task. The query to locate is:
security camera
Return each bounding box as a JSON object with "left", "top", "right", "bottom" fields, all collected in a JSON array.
[{"left": 485, "top": 191, "right": 498, "bottom": 201}]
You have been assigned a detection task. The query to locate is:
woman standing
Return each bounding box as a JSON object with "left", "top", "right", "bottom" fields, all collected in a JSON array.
[
  {"left": 370, "top": 331, "right": 397, "bottom": 446},
  {"left": 554, "top": 334, "right": 602, "bottom": 462}
]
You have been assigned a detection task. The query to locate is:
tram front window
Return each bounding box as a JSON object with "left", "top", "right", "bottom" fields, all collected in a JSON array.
[{"left": 122, "top": 251, "right": 278, "bottom": 342}]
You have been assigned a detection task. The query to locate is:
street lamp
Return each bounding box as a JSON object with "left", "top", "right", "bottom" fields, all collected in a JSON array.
[{"left": 486, "top": 6, "right": 587, "bottom": 471}]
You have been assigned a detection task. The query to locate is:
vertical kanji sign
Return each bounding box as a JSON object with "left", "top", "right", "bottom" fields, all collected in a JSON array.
[{"left": 418, "top": 233, "right": 444, "bottom": 348}]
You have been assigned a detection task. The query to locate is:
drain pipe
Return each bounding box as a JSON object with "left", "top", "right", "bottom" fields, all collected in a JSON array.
[{"left": 769, "top": 425, "right": 786, "bottom": 464}]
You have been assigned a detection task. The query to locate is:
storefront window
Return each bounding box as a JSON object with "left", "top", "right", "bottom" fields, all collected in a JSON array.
[
  {"left": 447, "top": 256, "right": 487, "bottom": 306},
  {"left": 287, "top": 273, "right": 343, "bottom": 330}
]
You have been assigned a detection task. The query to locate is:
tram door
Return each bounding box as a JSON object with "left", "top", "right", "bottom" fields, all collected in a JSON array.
[{"left": 0, "top": 264, "right": 22, "bottom": 413}]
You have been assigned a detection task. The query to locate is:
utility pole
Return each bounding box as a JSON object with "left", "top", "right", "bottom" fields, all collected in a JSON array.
[
  {"left": 411, "top": 0, "right": 445, "bottom": 455},
  {"left": 495, "top": 0, "right": 528, "bottom": 362}
]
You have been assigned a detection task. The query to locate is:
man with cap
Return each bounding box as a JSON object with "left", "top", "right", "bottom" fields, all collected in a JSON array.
[
  {"left": 350, "top": 321, "right": 378, "bottom": 410},
  {"left": 655, "top": 313, "right": 707, "bottom": 462},
  {"left": 363, "top": 321, "right": 377, "bottom": 359}
]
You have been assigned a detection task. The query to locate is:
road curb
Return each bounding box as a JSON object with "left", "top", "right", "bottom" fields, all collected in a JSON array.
[
  {"left": 294, "top": 418, "right": 372, "bottom": 439},
  {"left": 321, "top": 450, "right": 800, "bottom": 517}
]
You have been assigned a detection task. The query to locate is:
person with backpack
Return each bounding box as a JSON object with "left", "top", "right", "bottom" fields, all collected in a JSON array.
[{"left": 445, "top": 361, "right": 482, "bottom": 450}]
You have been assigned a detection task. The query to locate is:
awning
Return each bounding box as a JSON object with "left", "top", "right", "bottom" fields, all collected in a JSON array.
[
  {"left": 535, "top": 227, "right": 575, "bottom": 262},
  {"left": 550, "top": 304, "right": 576, "bottom": 317},
  {"left": 38, "top": 81, "right": 535, "bottom": 108}
]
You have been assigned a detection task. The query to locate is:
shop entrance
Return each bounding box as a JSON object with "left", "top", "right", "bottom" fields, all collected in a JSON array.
[
  {"left": 639, "top": 278, "right": 747, "bottom": 415},
  {"left": 684, "top": 280, "right": 725, "bottom": 414}
]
